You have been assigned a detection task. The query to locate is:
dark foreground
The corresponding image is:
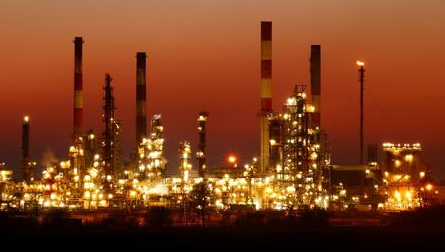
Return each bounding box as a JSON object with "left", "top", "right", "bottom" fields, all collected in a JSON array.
[
  {"left": 1, "top": 225, "right": 445, "bottom": 250},
  {"left": 2, "top": 207, "right": 445, "bottom": 250}
]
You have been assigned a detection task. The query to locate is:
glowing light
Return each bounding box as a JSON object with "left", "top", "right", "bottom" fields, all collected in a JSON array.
[
  {"left": 228, "top": 155, "right": 237, "bottom": 164},
  {"left": 405, "top": 154, "right": 413, "bottom": 162},
  {"left": 23, "top": 116, "right": 29, "bottom": 122},
  {"left": 356, "top": 60, "right": 365, "bottom": 66},
  {"left": 90, "top": 168, "right": 98, "bottom": 178},
  {"left": 426, "top": 184, "right": 433, "bottom": 191},
  {"left": 286, "top": 97, "right": 296, "bottom": 105},
  {"left": 306, "top": 105, "right": 315, "bottom": 113},
  {"left": 405, "top": 191, "right": 412, "bottom": 199},
  {"left": 286, "top": 186, "right": 296, "bottom": 193}
]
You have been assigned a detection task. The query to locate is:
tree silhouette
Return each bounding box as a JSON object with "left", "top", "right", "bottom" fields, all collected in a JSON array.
[{"left": 189, "top": 182, "right": 214, "bottom": 227}]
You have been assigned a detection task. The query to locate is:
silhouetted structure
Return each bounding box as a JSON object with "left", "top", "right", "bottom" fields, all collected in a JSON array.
[
  {"left": 136, "top": 52, "right": 147, "bottom": 146},
  {"left": 21, "top": 116, "right": 33, "bottom": 183},
  {"left": 102, "top": 74, "right": 116, "bottom": 176},
  {"left": 197, "top": 111, "right": 209, "bottom": 178},
  {"left": 310, "top": 45, "right": 321, "bottom": 127},
  {"left": 73, "top": 37, "right": 84, "bottom": 141}
]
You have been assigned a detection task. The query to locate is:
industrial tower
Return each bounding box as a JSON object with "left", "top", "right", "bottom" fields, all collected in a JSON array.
[
  {"left": 21, "top": 116, "right": 34, "bottom": 183},
  {"left": 102, "top": 74, "right": 116, "bottom": 177},
  {"left": 197, "top": 111, "right": 209, "bottom": 178},
  {"left": 136, "top": 52, "right": 147, "bottom": 146},
  {"left": 259, "top": 21, "right": 273, "bottom": 175}
]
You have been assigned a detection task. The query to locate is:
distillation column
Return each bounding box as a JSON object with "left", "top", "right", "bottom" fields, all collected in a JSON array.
[{"left": 197, "top": 111, "right": 209, "bottom": 178}]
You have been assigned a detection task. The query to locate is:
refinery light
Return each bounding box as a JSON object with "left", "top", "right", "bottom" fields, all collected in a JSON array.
[{"left": 228, "top": 155, "right": 237, "bottom": 164}]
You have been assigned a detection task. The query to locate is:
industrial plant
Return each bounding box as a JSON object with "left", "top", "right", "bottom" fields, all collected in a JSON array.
[{"left": 0, "top": 22, "right": 439, "bottom": 226}]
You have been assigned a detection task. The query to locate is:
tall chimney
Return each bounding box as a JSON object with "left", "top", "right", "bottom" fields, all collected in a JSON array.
[
  {"left": 21, "top": 116, "right": 30, "bottom": 183},
  {"left": 136, "top": 52, "right": 147, "bottom": 146},
  {"left": 310, "top": 45, "right": 321, "bottom": 127},
  {"left": 197, "top": 111, "right": 209, "bottom": 178},
  {"left": 357, "top": 61, "right": 365, "bottom": 164},
  {"left": 103, "top": 74, "right": 115, "bottom": 176},
  {"left": 73, "top": 37, "right": 84, "bottom": 141},
  {"left": 259, "top": 21, "right": 272, "bottom": 174}
]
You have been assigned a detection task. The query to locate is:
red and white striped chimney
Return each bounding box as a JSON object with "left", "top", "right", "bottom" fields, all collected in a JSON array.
[
  {"left": 73, "top": 37, "right": 84, "bottom": 140},
  {"left": 259, "top": 21, "right": 272, "bottom": 174},
  {"left": 261, "top": 21, "right": 272, "bottom": 113},
  {"left": 136, "top": 52, "right": 147, "bottom": 146},
  {"left": 310, "top": 44, "right": 321, "bottom": 127}
]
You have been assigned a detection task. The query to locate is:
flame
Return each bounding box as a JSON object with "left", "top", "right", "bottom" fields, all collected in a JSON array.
[{"left": 356, "top": 60, "right": 365, "bottom": 66}]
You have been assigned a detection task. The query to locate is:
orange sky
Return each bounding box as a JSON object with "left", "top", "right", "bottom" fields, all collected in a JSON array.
[{"left": 0, "top": 0, "right": 444, "bottom": 179}]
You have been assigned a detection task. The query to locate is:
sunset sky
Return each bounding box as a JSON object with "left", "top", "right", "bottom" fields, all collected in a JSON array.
[{"left": 1, "top": 0, "right": 444, "bottom": 179}]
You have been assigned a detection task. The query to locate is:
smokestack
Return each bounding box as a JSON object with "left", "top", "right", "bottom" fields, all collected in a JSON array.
[
  {"left": 197, "top": 111, "right": 209, "bottom": 178},
  {"left": 103, "top": 74, "right": 115, "bottom": 176},
  {"left": 73, "top": 37, "right": 84, "bottom": 141},
  {"left": 136, "top": 52, "right": 147, "bottom": 146},
  {"left": 259, "top": 21, "right": 272, "bottom": 174},
  {"left": 21, "top": 116, "right": 30, "bottom": 183},
  {"left": 310, "top": 45, "right": 321, "bottom": 127},
  {"left": 357, "top": 61, "right": 365, "bottom": 164}
]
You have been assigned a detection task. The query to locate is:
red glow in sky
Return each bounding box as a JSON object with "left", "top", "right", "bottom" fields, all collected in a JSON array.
[{"left": 0, "top": 0, "right": 444, "bottom": 178}]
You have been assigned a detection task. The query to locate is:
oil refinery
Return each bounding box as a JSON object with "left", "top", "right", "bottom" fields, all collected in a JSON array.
[{"left": 0, "top": 22, "right": 440, "bottom": 223}]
